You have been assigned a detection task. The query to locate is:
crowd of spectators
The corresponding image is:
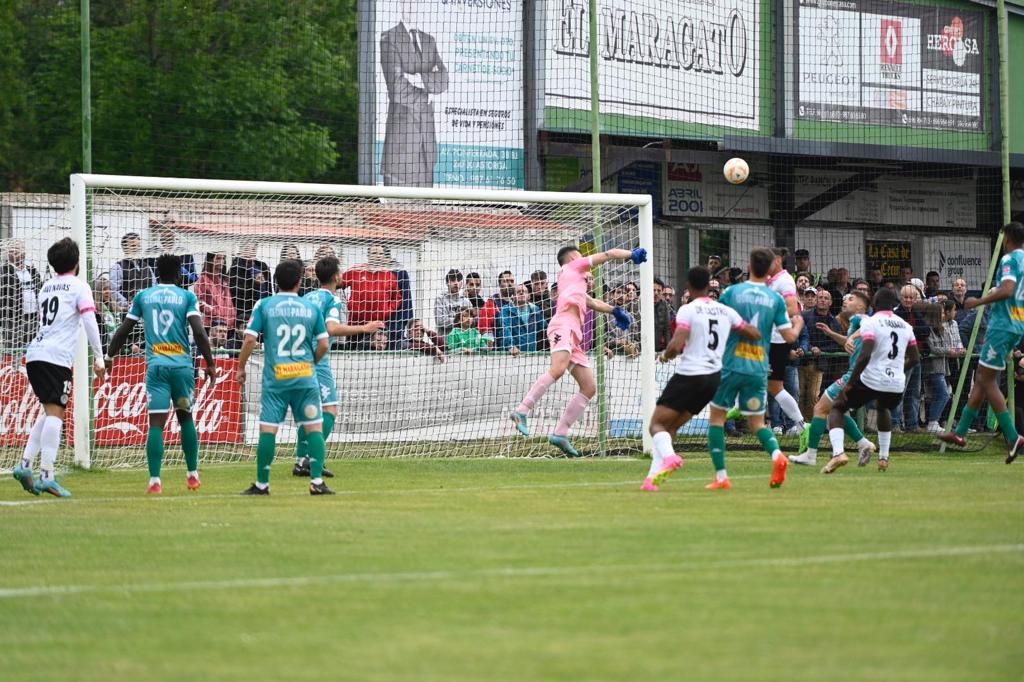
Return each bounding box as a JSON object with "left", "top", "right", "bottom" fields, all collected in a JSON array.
[
  {"left": 697, "top": 250, "right": 977, "bottom": 434},
  {"left": 0, "top": 226, "right": 1007, "bottom": 435}
]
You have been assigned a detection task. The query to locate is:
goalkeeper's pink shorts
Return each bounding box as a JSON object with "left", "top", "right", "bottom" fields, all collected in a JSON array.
[{"left": 547, "top": 318, "right": 589, "bottom": 368}]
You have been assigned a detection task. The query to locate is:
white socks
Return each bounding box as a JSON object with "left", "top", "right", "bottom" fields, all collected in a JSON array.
[
  {"left": 857, "top": 437, "right": 874, "bottom": 451},
  {"left": 149, "top": 477, "right": 161, "bottom": 486},
  {"left": 715, "top": 469, "right": 728, "bottom": 482},
  {"left": 774, "top": 390, "right": 805, "bottom": 429},
  {"left": 878, "top": 432, "right": 892, "bottom": 460},
  {"left": 39, "top": 415, "right": 63, "bottom": 477},
  {"left": 828, "top": 427, "right": 845, "bottom": 456},
  {"left": 21, "top": 414, "right": 46, "bottom": 469},
  {"left": 648, "top": 432, "right": 675, "bottom": 477}
]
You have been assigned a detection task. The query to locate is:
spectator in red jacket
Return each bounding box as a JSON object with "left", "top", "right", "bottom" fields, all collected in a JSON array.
[
  {"left": 193, "top": 251, "right": 236, "bottom": 330},
  {"left": 479, "top": 270, "right": 516, "bottom": 345},
  {"left": 341, "top": 243, "right": 401, "bottom": 348}
]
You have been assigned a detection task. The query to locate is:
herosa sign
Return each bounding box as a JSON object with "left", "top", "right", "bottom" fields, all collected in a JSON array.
[
  {"left": 545, "top": 0, "right": 760, "bottom": 131},
  {"left": 796, "top": 0, "right": 984, "bottom": 132}
]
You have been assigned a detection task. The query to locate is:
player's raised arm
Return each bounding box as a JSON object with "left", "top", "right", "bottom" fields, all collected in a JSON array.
[
  {"left": 329, "top": 320, "right": 385, "bottom": 337},
  {"left": 586, "top": 247, "right": 647, "bottom": 268},
  {"left": 965, "top": 277, "right": 1016, "bottom": 309}
]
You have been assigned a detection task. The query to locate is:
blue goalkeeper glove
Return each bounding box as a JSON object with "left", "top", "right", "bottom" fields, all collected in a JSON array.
[
  {"left": 612, "top": 306, "right": 633, "bottom": 330},
  {"left": 630, "top": 247, "right": 647, "bottom": 265}
]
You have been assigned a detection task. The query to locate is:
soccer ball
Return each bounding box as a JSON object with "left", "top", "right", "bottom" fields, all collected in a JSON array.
[{"left": 723, "top": 157, "right": 749, "bottom": 185}]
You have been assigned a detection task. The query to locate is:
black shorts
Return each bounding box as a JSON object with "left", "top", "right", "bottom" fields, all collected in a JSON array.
[
  {"left": 841, "top": 377, "right": 903, "bottom": 411},
  {"left": 26, "top": 361, "right": 73, "bottom": 407},
  {"left": 657, "top": 372, "right": 720, "bottom": 415},
  {"left": 769, "top": 343, "right": 791, "bottom": 381}
]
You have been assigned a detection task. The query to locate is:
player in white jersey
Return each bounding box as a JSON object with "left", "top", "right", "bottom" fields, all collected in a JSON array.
[
  {"left": 642, "top": 266, "right": 761, "bottom": 491},
  {"left": 765, "top": 248, "right": 807, "bottom": 435},
  {"left": 823, "top": 288, "right": 919, "bottom": 474},
  {"left": 12, "top": 239, "right": 105, "bottom": 497}
]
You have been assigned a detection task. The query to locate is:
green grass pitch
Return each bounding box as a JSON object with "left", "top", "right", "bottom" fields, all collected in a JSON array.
[{"left": 1, "top": 453, "right": 1021, "bottom": 681}]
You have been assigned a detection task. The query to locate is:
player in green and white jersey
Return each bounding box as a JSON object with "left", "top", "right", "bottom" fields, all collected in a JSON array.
[
  {"left": 237, "top": 259, "right": 332, "bottom": 495},
  {"left": 292, "top": 256, "right": 385, "bottom": 478},
  {"left": 789, "top": 290, "right": 877, "bottom": 468},
  {"left": 707, "top": 248, "right": 803, "bottom": 490},
  {"left": 104, "top": 254, "right": 217, "bottom": 494},
  {"left": 939, "top": 221, "right": 1024, "bottom": 463}
]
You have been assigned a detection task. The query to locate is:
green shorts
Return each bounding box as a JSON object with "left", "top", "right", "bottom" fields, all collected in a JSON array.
[
  {"left": 260, "top": 386, "right": 323, "bottom": 428},
  {"left": 710, "top": 370, "right": 768, "bottom": 415},
  {"left": 146, "top": 365, "right": 195, "bottom": 413},
  {"left": 979, "top": 327, "right": 1024, "bottom": 370},
  {"left": 824, "top": 372, "right": 852, "bottom": 402},
  {"left": 316, "top": 363, "right": 338, "bottom": 407}
]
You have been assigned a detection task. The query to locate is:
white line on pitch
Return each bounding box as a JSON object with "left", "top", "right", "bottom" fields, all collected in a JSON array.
[{"left": 0, "top": 544, "right": 1019, "bottom": 600}]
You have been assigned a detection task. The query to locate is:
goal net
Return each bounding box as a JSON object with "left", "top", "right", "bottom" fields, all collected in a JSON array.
[{"left": 30, "top": 175, "right": 653, "bottom": 469}]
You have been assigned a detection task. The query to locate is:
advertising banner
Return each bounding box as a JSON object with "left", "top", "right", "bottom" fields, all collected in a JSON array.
[
  {"left": 865, "top": 239, "right": 912, "bottom": 281},
  {"left": 920, "top": 235, "right": 991, "bottom": 289},
  {"left": 796, "top": 0, "right": 984, "bottom": 131},
  {"left": 93, "top": 357, "right": 243, "bottom": 447},
  {"left": 663, "top": 163, "right": 770, "bottom": 219},
  {"left": 370, "top": 0, "right": 524, "bottom": 189},
  {"left": 545, "top": 0, "right": 761, "bottom": 131},
  {"left": 0, "top": 362, "right": 61, "bottom": 447}
]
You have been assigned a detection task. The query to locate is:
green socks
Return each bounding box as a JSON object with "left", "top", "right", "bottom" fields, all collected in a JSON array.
[
  {"left": 807, "top": 417, "right": 827, "bottom": 452},
  {"left": 323, "top": 411, "right": 336, "bottom": 440},
  {"left": 297, "top": 412, "right": 335, "bottom": 462},
  {"left": 844, "top": 414, "right": 866, "bottom": 443},
  {"left": 995, "top": 411, "right": 1019, "bottom": 442},
  {"left": 146, "top": 425, "right": 164, "bottom": 478},
  {"left": 956, "top": 405, "right": 978, "bottom": 437},
  {"left": 257, "top": 432, "right": 276, "bottom": 484},
  {"left": 306, "top": 430, "right": 327, "bottom": 479},
  {"left": 708, "top": 425, "right": 727, "bottom": 472},
  {"left": 756, "top": 427, "right": 780, "bottom": 457},
  {"left": 180, "top": 418, "right": 199, "bottom": 472}
]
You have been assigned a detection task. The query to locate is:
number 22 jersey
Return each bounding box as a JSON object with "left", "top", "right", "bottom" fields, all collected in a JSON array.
[
  {"left": 245, "top": 293, "right": 328, "bottom": 393},
  {"left": 673, "top": 297, "right": 748, "bottom": 375}
]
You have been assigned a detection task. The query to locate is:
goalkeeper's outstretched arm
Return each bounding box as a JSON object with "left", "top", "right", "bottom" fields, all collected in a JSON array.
[{"left": 587, "top": 248, "right": 646, "bottom": 268}]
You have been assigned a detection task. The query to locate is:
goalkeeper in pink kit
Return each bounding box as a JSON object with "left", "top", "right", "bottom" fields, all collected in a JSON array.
[{"left": 511, "top": 244, "right": 647, "bottom": 456}]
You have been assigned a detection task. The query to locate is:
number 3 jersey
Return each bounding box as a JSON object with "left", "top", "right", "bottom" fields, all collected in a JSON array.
[
  {"left": 25, "top": 274, "right": 98, "bottom": 369},
  {"left": 673, "top": 297, "right": 748, "bottom": 375},
  {"left": 245, "top": 292, "right": 328, "bottom": 393},
  {"left": 127, "top": 284, "right": 202, "bottom": 369},
  {"left": 857, "top": 310, "right": 917, "bottom": 393}
]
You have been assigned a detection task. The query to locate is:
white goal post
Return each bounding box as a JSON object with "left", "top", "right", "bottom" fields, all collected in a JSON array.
[{"left": 69, "top": 174, "right": 655, "bottom": 469}]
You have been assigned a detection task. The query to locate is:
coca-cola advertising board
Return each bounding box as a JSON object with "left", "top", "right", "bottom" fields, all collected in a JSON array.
[
  {"left": 94, "top": 357, "right": 242, "bottom": 446},
  {"left": 0, "top": 357, "right": 242, "bottom": 447}
]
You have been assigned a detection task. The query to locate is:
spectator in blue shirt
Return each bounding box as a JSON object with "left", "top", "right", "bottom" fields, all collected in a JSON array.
[{"left": 500, "top": 284, "right": 544, "bottom": 357}]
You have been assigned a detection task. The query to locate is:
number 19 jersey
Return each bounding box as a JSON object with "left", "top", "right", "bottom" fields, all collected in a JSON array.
[
  {"left": 245, "top": 293, "right": 328, "bottom": 393},
  {"left": 127, "top": 284, "right": 201, "bottom": 369},
  {"left": 25, "top": 274, "right": 99, "bottom": 369},
  {"left": 858, "top": 310, "right": 917, "bottom": 392},
  {"left": 673, "top": 297, "right": 747, "bottom": 375}
]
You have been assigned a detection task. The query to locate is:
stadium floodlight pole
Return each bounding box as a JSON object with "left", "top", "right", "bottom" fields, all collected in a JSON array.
[
  {"left": 70, "top": 175, "right": 92, "bottom": 468},
  {"left": 588, "top": 0, "right": 609, "bottom": 455},
  {"left": 998, "top": 0, "right": 1014, "bottom": 418},
  {"left": 941, "top": 1, "right": 1013, "bottom": 452},
  {"left": 81, "top": 0, "right": 92, "bottom": 174}
]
